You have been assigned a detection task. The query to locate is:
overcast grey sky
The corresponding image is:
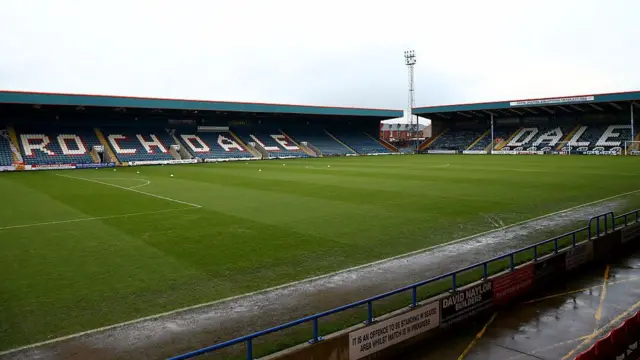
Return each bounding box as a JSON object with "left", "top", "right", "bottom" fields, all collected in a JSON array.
[{"left": 1, "top": 0, "right": 639, "bottom": 112}]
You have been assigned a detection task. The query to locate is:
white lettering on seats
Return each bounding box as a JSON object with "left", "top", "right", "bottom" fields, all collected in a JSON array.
[
  {"left": 250, "top": 135, "right": 280, "bottom": 151},
  {"left": 136, "top": 134, "right": 168, "bottom": 153},
  {"left": 271, "top": 134, "right": 300, "bottom": 151},
  {"left": 596, "top": 125, "right": 631, "bottom": 147},
  {"left": 567, "top": 126, "right": 590, "bottom": 147},
  {"left": 507, "top": 128, "right": 539, "bottom": 147},
  {"left": 108, "top": 134, "right": 136, "bottom": 154},
  {"left": 57, "top": 134, "right": 87, "bottom": 155},
  {"left": 218, "top": 135, "right": 245, "bottom": 152},
  {"left": 180, "top": 135, "right": 210, "bottom": 153},
  {"left": 21, "top": 134, "right": 55, "bottom": 156},
  {"left": 533, "top": 127, "right": 563, "bottom": 147}
]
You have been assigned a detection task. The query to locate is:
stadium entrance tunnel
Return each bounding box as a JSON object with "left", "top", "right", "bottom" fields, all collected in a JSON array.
[{"left": 260, "top": 217, "right": 640, "bottom": 360}]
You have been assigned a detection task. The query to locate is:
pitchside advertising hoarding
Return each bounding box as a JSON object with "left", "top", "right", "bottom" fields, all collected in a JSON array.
[
  {"left": 534, "top": 252, "right": 567, "bottom": 280},
  {"left": 441, "top": 281, "right": 493, "bottom": 326},
  {"left": 348, "top": 301, "right": 440, "bottom": 360},
  {"left": 622, "top": 222, "right": 640, "bottom": 244},
  {"left": 128, "top": 159, "right": 198, "bottom": 166},
  {"left": 593, "top": 233, "right": 620, "bottom": 259},
  {"left": 565, "top": 242, "right": 594, "bottom": 271},
  {"left": 26, "top": 164, "right": 76, "bottom": 170},
  {"left": 491, "top": 263, "right": 534, "bottom": 305},
  {"left": 426, "top": 150, "right": 457, "bottom": 154},
  {"left": 75, "top": 163, "right": 116, "bottom": 169}
]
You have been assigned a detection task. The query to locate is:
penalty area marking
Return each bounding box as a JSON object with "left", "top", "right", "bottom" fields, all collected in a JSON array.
[
  {"left": 85, "top": 177, "right": 151, "bottom": 189},
  {"left": 55, "top": 173, "right": 201, "bottom": 208},
  {"left": 0, "top": 208, "right": 191, "bottom": 231},
  {"left": 2, "top": 187, "right": 640, "bottom": 356}
]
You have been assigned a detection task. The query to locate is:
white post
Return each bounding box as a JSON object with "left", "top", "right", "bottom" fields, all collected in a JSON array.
[
  {"left": 632, "top": 103, "right": 636, "bottom": 150},
  {"left": 490, "top": 113, "right": 494, "bottom": 154}
]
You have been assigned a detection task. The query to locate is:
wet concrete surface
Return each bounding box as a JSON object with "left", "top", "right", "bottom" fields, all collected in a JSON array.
[
  {"left": 0, "top": 199, "right": 630, "bottom": 360},
  {"left": 401, "top": 250, "right": 640, "bottom": 360}
]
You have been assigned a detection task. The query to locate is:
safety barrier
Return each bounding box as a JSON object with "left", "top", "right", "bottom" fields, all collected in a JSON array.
[{"left": 169, "top": 209, "right": 640, "bottom": 360}]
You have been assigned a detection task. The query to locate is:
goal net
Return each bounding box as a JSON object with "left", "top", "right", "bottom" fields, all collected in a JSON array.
[{"left": 624, "top": 141, "right": 640, "bottom": 155}]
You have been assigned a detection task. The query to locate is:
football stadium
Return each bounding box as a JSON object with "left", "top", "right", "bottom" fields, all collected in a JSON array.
[{"left": 1, "top": 88, "right": 640, "bottom": 360}]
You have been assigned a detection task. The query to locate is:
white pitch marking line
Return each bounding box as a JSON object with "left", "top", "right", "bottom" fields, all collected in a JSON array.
[
  {"left": 0, "top": 208, "right": 188, "bottom": 231},
  {"left": 128, "top": 180, "right": 151, "bottom": 189},
  {"left": 83, "top": 177, "right": 152, "bottom": 189},
  {"left": 55, "top": 174, "right": 201, "bottom": 208},
  {"left": 2, "top": 188, "right": 640, "bottom": 356}
]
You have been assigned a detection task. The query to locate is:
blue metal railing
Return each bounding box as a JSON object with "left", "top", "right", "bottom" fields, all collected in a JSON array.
[{"left": 170, "top": 209, "right": 640, "bottom": 360}]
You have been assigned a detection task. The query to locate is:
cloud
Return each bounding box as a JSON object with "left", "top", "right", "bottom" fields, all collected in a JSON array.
[{"left": 1, "top": 0, "right": 639, "bottom": 111}]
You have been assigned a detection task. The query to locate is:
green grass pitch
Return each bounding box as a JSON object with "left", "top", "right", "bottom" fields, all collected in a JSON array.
[{"left": 1, "top": 155, "right": 639, "bottom": 351}]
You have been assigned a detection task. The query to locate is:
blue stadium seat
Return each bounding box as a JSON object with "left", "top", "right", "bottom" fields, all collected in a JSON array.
[
  {"left": 499, "top": 125, "right": 575, "bottom": 151},
  {"left": 0, "top": 134, "right": 13, "bottom": 166},
  {"left": 232, "top": 128, "right": 308, "bottom": 158},
  {"left": 16, "top": 127, "right": 101, "bottom": 165},
  {"left": 470, "top": 130, "right": 511, "bottom": 151},
  {"left": 285, "top": 127, "right": 353, "bottom": 156},
  {"left": 102, "top": 128, "right": 176, "bottom": 163},
  {"left": 328, "top": 130, "right": 391, "bottom": 155},
  {"left": 176, "top": 132, "right": 253, "bottom": 160},
  {"left": 565, "top": 124, "right": 632, "bottom": 151},
  {"left": 429, "top": 130, "right": 487, "bottom": 151}
]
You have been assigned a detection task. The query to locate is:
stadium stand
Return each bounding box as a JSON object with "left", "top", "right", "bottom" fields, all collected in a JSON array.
[
  {"left": 176, "top": 131, "right": 254, "bottom": 160},
  {"left": 562, "top": 124, "right": 633, "bottom": 152},
  {"left": 232, "top": 128, "right": 309, "bottom": 158},
  {"left": 466, "top": 129, "right": 512, "bottom": 151},
  {"left": 101, "top": 128, "right": 176, "bottom": 163},
  {"left": 0, "top": 132, "right": 13, "bottom": 166},
  {"left": 285, "top": 127, "right": 354, "bottom": 156},
  {"left": 16, "top": 127, "right": 102, "bottom": 165},
  {"left": 427, "top": 129, "right": 487, "bottom": 151},
  {"left": 499, "top": 125, "right": 575, "bottom": 151},
  {"left": 327, "top": 129, "right": 392, "bottom": 154}
]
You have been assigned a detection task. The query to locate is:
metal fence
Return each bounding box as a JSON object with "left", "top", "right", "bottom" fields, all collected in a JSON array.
[{"left": 170, "top": 209, "right": 640, "bottom": 360}]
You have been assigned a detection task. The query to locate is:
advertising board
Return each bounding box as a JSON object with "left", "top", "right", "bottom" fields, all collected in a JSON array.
[
  {"left": 204, "top": 157, "right": 256, "bottom": 163},
  {"left": 492, "top": 263, "right": 534, "bottom": 305},
  {"left": 492, "top": 150, "right": 544, "bottom": 155},
  {"left": 509, "top": 96, "right": 594, "bottom": 107},
  {"left": 27, "top": 164, "right": 76, "bottom": 170},
  {"left": 534, "top": 252, "right": 566, "bottom": 280},
  {"left": 441, "top": 282, "right": 492, "bottom": 326},
  {"left": 427, "top": 150, "right": 457, "bottom": 154},
  {"left": 348, "top": 301, "right": 440, "bottom": 360},
  {"left": 75, "top": 163, "right": 116, "bottom": 169},
  {"left": 128, "top": 159, "right": 197, "bottom": 166},
  {"left": 565, "top": 242, "right": 594, "bottom": 271},
  {"left": 0, "top": 165, "right": 15, "bottom": 172},
  {"left": 592, "top": 232, "right": 619, "bottom": 260},
  {"left": 462, "top": 150, "right": 487, "bottom": 155},
  {"left": 622, "top": 222, "right": 640, "bottom": 244}
]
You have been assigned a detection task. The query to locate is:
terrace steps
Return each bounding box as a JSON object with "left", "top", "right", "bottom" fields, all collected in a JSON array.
[
  {"left": 365, "top": 132, "right": 397, "bottom": 152},
  {"left": 7, "top": 127, "right": 23, "bottom": 162},
  {"left": 90, "top": 150, "right": 100, "bottom": 163},
  {"left": 94, "top": 128, "right": 121, "bottom": 166},
  {"left": 418, "top": 128, "right": 447, "bottom": 151},
  {"left": 495, "top": 127, "right": 522, "bottom": 150},
  {"left": 228, "top": 130, "right": 262, "bottom": 159},
  {"left": 466, "top": 129, "right": 490, "bottom": 151},
  {"left": 279, "top": 130, "right": 317, "bottom": 157},
  {"left": 325, "top": 130, "right": 357, "bottom": 154},
  {"left": 556, "top": 124, "right": 582, "bottom": 150}
]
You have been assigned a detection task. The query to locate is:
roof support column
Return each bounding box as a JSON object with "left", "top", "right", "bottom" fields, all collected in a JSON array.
[
  {"left": 631, "top": 103, "right": 635, "bottom": 150},
  {"left": 490, "top": 113, "right": 494, "bottom": 155}
]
